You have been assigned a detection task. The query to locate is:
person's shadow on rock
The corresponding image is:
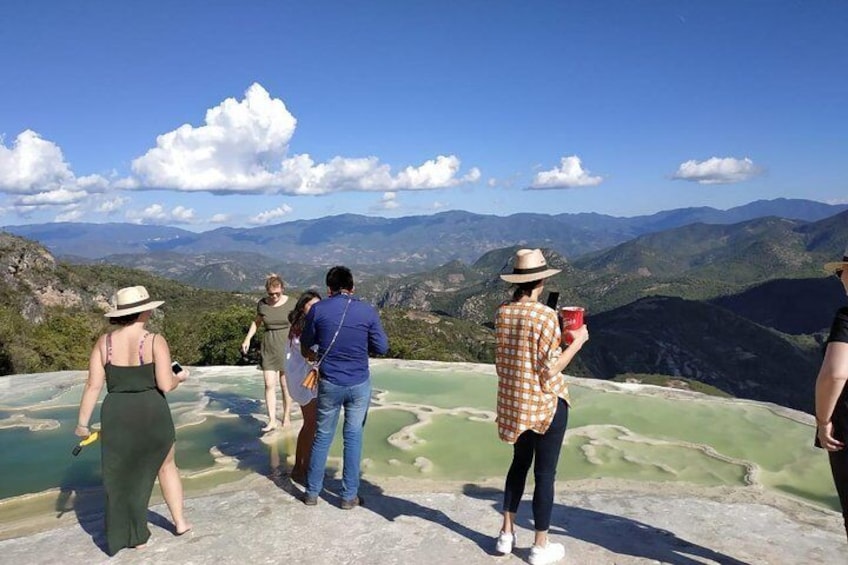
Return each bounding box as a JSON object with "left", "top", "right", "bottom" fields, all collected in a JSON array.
[
  {"left": 357, "top": 478, "right": 500, "bottom": 556},
  {"left": 57, "top": 437, "right": 199, "bottom": 554},
  {"left": 55, "top": 460, "right": 108, "bottom": 555},
  {"left": 461, "top": 484, "right": 750, "bottom": 565},
  {"left": 203, "top": 390, "right": 300, "bottom": 498}
]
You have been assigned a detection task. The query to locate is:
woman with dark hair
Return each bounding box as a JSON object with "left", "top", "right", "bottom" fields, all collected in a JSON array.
[
  {"left": 815, "top": 245, "right": 848, "bottom": 541},
  {"left": 493, "top": 249, "right": 588, "bottom": 565},
  {"left": 75, "top": 286, "right": 190, "bottom": 555},
  {"left": 286, "top": 290, "right": 322, "bottom": 482},
  {"left": 241, "top": 273, "right": 296, "bottom": 432}
]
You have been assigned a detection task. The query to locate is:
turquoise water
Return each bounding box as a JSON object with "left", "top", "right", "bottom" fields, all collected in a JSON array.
[{"left": 0, "top": 365, "right": 838, "bottom": 513}]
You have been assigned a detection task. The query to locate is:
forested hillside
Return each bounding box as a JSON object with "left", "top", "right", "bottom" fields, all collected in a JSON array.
[{"left": 0, "top": 233, "right": 494, "bottom": 376}]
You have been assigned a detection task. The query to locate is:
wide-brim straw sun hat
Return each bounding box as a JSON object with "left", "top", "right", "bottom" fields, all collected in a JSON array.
[
  {"left": 104, "top": 285, "right": 164, "bottom": 317},
  {"left": 500, "top": 248, "right": 562, "bottom": 284},
  {"left": 824, "top": 244, "right": 848, "bottom": 274}
]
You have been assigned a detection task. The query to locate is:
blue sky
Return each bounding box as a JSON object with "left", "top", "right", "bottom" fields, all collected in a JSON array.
[{"left": 1, "top": 1, "right": 845, "bottom": 230}]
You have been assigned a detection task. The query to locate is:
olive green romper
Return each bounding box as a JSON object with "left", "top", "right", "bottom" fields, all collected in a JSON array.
[
  {"left": 257, "top": 296, "right": 295, "bottom": 371},
  {"left": 100, "top": 333, "right": 175, "bottom": 555}
]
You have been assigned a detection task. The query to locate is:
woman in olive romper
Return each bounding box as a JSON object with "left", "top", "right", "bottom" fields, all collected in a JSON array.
[{"left": 242, "top": 274, "right": 296, "bottom": 432}]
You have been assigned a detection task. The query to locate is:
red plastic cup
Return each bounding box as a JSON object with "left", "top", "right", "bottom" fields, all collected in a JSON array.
[{"left": 559, "top": 306, "right": 585, "bottom": 344}]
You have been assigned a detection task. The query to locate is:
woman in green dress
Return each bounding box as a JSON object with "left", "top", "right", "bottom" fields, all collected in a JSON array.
[
  {"left": 241, "top": 273, "right": 296, "bottom": 432},
  {"left": 75, "top": 285, "right": 191, "bottom": 555}
]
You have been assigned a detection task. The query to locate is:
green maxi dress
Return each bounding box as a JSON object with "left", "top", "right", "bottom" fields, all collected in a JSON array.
[{"left": 100, "top": 341, "right": 175, "bottom": 555}]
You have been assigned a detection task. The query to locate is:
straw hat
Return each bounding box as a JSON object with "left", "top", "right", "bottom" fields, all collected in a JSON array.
[
  {"left": 824, "top": 245, "right": 848, "bottom": 274},
  {"left": 500, "top": 248, "right": 562, "bottom": 284},
  {"left": 104, "top": 286, "right": 164, "bottom": 317}
]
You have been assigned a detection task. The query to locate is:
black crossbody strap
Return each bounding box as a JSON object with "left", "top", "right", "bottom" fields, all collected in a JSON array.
[{"left": 314, "top": 297, "right": 352, "bottom": 368}]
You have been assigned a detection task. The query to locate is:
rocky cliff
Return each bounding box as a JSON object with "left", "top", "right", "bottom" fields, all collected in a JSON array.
[{"left": 0, "top": 232, "right": 110, "bottom": 323}]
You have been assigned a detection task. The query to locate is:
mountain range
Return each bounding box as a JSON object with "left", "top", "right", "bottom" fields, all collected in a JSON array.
[
  {"left": 3, "top": 198, "right": 847, "bottom": 412},
  {"left": 5, "top": 198, "right": 845, "bottom": 269}
]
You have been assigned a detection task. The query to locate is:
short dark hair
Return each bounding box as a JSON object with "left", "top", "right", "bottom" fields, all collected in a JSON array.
[
  {"left": 108, "top": 312, "right": 142, "bottom": 326},
  {"left": 326, "top": 266, "right": 354, "bottom": 292}
]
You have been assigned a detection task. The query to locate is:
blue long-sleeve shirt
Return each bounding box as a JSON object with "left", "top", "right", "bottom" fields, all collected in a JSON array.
[{"left": 301, "top": 293, "right": 389, "bottom": 386}]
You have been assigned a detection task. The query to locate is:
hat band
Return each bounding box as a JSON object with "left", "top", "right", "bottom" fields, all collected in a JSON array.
[
  {"left": 114, "top": 297, "right": 153, "bottom": 312},
  {"left": 512, "top": 265, "right": 550, "bottom": 275}
]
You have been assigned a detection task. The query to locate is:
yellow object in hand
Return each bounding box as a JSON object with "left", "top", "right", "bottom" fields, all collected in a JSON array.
[{"left": 72, "top": 431, "right": 100, "bottom": 456}]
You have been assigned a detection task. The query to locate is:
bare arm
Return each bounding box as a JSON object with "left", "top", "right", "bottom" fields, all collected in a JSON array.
[
  {"left": 75, "top": 335, "right": 107, "bottom": 437},
  {"left": 540, "top": 325, "right": 589, "bottom": 392},
  {"left": 815, "top": 341, "right": 848, "bottom": 451},
  {"left": 241, "top": 315, "right": 262, "bottom": 354},
  {"left": 153, "top": 334, "right": 187, "bottom": 392}
]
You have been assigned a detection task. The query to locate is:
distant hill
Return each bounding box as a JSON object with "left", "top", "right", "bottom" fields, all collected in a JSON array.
[
  {"left": 0, "top": 231, "right": 260, "bottom": 374},
  {"left": 5, "top": 198, "right": 845, "bottom": 270},
  {"left": 2, "top": 222, "right": 196, "bottom": 258},
  {"left": 710, "top": 277, "right": 848, "bottom": 335},
  {"left": 372, "top": 210, "right": 848, "bottom": 327},
  {"left": 5, "top": 202, "right": 845, "bottom": 412},
  {"left": 81, "top": 251, "right": 333, "bottom": 292},
  {"left": 0, "top": 233, "right": 496, "bottom": 376},
  {"left": 576, "top": 296, "right": 821, "bottom": 412},
  {"left": 567, "top": 211, "right": 848, "bottom": 312}
]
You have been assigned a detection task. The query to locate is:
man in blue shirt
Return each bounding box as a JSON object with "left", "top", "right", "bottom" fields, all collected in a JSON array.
[{"left": 301, "top": 265, "right": 389, "bottom": 508}]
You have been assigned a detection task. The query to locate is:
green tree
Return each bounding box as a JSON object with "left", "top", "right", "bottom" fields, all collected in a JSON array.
[
  {"left": 195, "top": 305, "right": 255, "bottom": 365},
  {"left": 29, "top": 310, "right": 103, "bottom": 371}
]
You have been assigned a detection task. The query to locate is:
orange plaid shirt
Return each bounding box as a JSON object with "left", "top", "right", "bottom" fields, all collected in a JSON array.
[{"left": 495, "top": 300, "right": 571, "bottom": 444}]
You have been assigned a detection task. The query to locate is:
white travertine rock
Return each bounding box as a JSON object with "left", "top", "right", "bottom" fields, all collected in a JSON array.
[{"left": 0, "top": 478, "right": 843, "bottom": 564}]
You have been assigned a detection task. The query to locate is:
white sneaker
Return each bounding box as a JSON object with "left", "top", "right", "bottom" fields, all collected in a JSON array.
[
  {"left": 528, "top": 541, "right": 565, "bottom": 565},
  {"left": 495, "top": 530, "right": 515, "bottom": 554}
]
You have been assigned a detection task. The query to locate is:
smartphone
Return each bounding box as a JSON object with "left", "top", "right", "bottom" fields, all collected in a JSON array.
[
  {"left": 545, "top": 291, "right": 560, "bottom": 309},
  {"left": 171, "top": 361, "right": 183, "bottom": 374}
]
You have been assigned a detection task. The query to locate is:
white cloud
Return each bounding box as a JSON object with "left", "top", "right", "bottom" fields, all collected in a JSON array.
[
  {"left": 0, "top": 130, "right": 75, "bottom": 194},
  {"left": 126, "top": 203, "right": 196, "bottom": 225},
  {"left": 1, "top": 84, "right": 480, "bottom": 224},
  {"left": 432, "top": 201, "right": 448, "bottom": 210},
  {"left": 487, "top": 178, "right": 498, "bottom": 188},
  {"left": 393, "top": 156, "right": 480, "bottom": 190},
  {"left": 13, "top": 188, "right": 88, "bottom": 206},
  {"left": 54, "top": 207, "right": 84, "bottom": 222},
  {"left": 671, "top": 156, "right": 761, "bottom": 184},
  {"left": 129, "top": 203, "right": 167, "bottom": 223},
  {"left": 378, "top": 191, "right": 399, "bottom": 210},
  {"left": 0, "top": 130, "right": 112, "bottom": 214},
  {"left": 1, "top": 83, "right": 480, "bottom": 222},
  {"left": 529, "top": 155, "right": 603, "bottom": 189},
  {"left": 248, "top": 204, "right": 293, "bottom": 225},
  {"left": 76, "top": 174, "right": 110, "bottom": 192},
  {"left": 96, "top": 195, "right": 129, "bottom": 214},
  {"left": 210, "top": 213, "right": 231, "bottom": 224},
  {"left": 129, "top": 83, "right": 480, "bottom": 195},
  {"left": 171, "top": 205, "right": 195, "bottom": 222},
  {"left": 131, "top": 83, "right": 297, "bottom": 193}
]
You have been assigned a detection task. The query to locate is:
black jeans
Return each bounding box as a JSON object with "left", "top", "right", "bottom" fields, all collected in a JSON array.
[
  {"left": 503, "top": 398, "right": 569, "bottom": 532},
  {"left": 829, "top": 449, "right": 848, "bottom": 540}
]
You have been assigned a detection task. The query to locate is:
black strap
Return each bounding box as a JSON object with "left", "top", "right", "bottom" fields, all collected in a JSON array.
[{"left": 314, "top": 297, "right": 352, "bottom": 369}]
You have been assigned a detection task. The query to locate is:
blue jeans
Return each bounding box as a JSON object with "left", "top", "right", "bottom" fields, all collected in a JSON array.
[{"left": 305, "top": 379, "right": 371, "bottom": 500}]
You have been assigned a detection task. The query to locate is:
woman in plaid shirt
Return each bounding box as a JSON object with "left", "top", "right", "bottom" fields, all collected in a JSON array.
[{"left": 493, "top": 249, "right": 589, "bottom": 565}]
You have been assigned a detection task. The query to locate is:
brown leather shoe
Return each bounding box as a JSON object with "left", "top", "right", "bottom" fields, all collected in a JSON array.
[{"left": 340, "top": 496, "right": 362, "bottom": 510}]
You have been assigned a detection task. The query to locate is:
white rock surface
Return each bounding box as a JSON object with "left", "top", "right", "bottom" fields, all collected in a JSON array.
[{"left": 0, "top": 476, "right": 843, "bottom": 564}]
